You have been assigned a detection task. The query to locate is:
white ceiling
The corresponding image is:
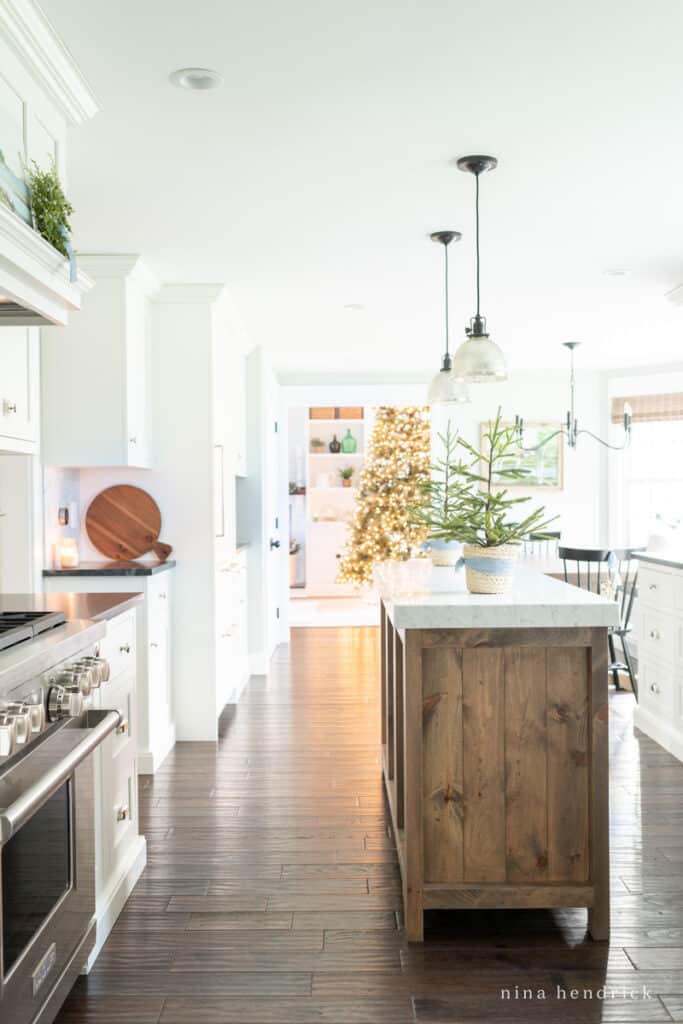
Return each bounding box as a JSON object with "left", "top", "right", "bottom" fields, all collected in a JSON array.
[{"left": 41, "top": 0, "right": 683, "bottom": 377}]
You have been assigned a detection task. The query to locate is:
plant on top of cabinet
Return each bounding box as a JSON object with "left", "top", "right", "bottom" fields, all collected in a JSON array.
[
  {"left": 411, "top": 408, "right": 557, "bottom": 593},
  {"left": 25, "top": 159, "right": 74, "bottom": 258}
]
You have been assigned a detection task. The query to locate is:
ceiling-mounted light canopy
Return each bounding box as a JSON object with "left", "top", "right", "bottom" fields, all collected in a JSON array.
[
  {"left": 451, "top": 155, "right": 508, "bottom": 383},
  {"left": 427, "top": 230, "right": 470, "bottom": 406},
  {"left": 169, "top": 67, "right": 224, "bottom": 90}
]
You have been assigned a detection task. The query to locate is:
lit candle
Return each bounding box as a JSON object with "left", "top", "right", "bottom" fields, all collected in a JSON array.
[{"left": 58, "top": 538, "right": 80, "bottom": 569}]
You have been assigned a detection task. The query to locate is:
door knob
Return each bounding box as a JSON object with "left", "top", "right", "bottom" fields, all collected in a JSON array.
[{"left": 269, "top": 538, "right": 281, "bottom": 549}]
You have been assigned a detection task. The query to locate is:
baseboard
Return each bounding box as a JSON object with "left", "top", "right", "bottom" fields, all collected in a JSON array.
[
  {"left": 83, "top": 835, "right": 147, "bottom": 972},
  {"left": 634, "top": 705, "right": 683, "bottom": 763},
  {"left": 137, "top": 721, "right": 176, "bottom": 775}
]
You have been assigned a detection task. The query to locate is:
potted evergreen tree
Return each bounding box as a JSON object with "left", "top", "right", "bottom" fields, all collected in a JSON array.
[{"left": 412, "top": 409, "right": 557, "bottom": 594}]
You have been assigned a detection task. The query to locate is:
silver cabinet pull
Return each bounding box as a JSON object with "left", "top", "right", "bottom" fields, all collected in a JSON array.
[
  {"left": 116, "top": 804, "right": 130, "bottom": 822},
  {"left": 129, "top": 436, "right": 137, "bottom": 443},
  {"left": 650, "top": 683, "right": 661, "bottom": 695},
  {"left": 150, "top": 641, "right": 159, "bottom": 648},
  {"left": 649, "top": 583, "right": 658, "bottom": 591},
  {"left": 650, "top": 629, "right": 661, "bottom": 640},
  {"left": 119, "top": 643, "right": 131, "bottom": 654},
  {"left": 2, "top": 400, "right": 17, "bottom": 414},
  {"left": 158, "top": 592, "right": 167, "bottom": 599}
]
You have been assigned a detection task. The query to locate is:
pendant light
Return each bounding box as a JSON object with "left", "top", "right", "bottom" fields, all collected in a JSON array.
[
  {"left": 452, "top": 155, "right": 508, "bottom": 382},
  {"left": 515, "top": 342, "right": 633, "bottom": 451},
  {"left": 427, "top": 230, "right": 470, "bottom": 405}
]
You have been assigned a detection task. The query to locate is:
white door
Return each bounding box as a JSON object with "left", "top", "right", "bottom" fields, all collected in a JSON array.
[{"left": 262, "top": 367, "right": 282, "bottom": 660}]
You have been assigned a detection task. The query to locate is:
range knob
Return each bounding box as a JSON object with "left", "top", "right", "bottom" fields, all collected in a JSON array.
[
  {"left": 56, "top": 666, "right": 92, "bottom": 697},
  {"left": 73, "top": 656, "right": 110, "bottom": 687},
  {"left": 47, "top": 685, "right": 83, "bottom": 722},
  {"left": 0, "top": 714, "right": 16, "bottom": 756},
  {"left": 3, "top": 703, "right": 31, "bottom": 744}
]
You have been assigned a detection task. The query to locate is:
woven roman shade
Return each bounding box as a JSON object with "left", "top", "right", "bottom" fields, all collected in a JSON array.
[{"left": 611, "top": 392, "right": 683, "bottom": 424}]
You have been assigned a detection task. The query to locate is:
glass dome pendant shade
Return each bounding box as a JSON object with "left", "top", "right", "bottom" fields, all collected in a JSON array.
[
  {"left": 452, "top": 155, "right": 508, "bottom": 384},
  {"left": 427, "top": 230, "right": 470, "bottom": 406}
]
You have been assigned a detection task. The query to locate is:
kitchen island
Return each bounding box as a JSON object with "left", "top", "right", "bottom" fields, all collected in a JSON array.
[{"left": 380, "top": 568, "right": 618, "bottom": 941}]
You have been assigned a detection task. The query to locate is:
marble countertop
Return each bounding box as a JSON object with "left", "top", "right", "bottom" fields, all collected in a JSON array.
[
  {"left": 638, "top": 551, "right": 683, "bottom": 571},
  {"left": 384, "top": 567, "right": 619, "bottom": 630},
  {"left": 43, "top": 559, "right": 176, "bottom": 577}
]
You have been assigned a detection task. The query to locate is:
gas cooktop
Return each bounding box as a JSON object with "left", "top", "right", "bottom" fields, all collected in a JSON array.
[{"left": 0, "top": 611, "right": 67, "bottom": 652}]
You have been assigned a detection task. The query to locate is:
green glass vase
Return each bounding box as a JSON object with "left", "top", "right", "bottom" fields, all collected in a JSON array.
[{"left": 340, "top": 428, "right": 357, "bottom": 453}]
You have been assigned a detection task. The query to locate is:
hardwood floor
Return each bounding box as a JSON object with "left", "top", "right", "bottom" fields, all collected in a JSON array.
[{"left": 57, "top": 627, "right": 683, "bottom": 1023}]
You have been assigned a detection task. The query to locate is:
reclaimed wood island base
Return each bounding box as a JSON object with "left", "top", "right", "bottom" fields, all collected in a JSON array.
[{"left": 380, "top": 570, "right": 619, "bottom": 942}]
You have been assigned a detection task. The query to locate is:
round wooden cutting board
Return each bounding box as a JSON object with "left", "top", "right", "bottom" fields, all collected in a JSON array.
[{"left": 85, "top": 485, "right": 172, "bottom": 562}]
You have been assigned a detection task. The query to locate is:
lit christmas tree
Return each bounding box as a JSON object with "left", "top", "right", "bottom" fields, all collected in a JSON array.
[{"left": 337, "top": 406, "right": 431, "bottom": 587}]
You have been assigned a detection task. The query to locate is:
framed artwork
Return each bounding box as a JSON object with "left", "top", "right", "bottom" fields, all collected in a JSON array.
[{"left": 480, "top": 420, "right": 564, "bottom": 489}]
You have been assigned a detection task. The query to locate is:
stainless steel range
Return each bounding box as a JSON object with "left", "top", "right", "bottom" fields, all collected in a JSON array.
[{"left": 0, "top": 610, "right": 119, "bottom": 1024}]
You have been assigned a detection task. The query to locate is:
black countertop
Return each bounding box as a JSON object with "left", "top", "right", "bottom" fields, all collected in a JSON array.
[
  {"left": 0, "top": 592, "right": 143, "bottom": 622},
  {"left": 43, "top": 560, "right": 176, "bottom": 578}
]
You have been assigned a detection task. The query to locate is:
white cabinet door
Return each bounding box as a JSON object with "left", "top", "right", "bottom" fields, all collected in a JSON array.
[
  {"left": 146, "top": 575, "right": 172, "bottom": 751},
  {"left": 124, "top": 283, "right": 151, "bottom": 467},
  {"left": 0, "top": 327, "right": 38, "bottom": 446}
]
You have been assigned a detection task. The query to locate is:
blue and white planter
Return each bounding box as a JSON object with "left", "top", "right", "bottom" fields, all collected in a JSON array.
[
  {"left": 463, "top": 543, "right": 518, "bottom": 594},
  {"left": 427, "top": 539, "right": 463, "bottom": 568}
]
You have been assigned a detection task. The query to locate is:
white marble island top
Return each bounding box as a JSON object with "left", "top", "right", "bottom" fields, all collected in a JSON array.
[{"left": 385, "top": 567, "right": 619, "bottom": 630}]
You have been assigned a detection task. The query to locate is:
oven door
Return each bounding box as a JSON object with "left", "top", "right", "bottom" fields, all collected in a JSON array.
[{"left": 0, "top": 708, "right": 119, "bottom": 1024}]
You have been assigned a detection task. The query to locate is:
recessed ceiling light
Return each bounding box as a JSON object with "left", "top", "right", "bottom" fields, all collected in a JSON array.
[
  {"left": 603, "top": 268, "right": 630, "bottom": 277},
  {"left": 169, "top": 67, "right": 224, "bottom": 91},
  {"left": 344, "top": 303, "right": 365, "bottom": 312}
]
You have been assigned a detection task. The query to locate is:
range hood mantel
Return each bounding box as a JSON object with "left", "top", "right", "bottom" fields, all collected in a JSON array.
[{"left": 0, "top": 204, "right": 93, "bottom": 327}]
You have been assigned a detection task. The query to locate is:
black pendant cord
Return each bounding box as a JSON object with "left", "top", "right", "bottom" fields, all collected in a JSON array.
[
  {"left": 444, "top": 242, "right": 450, "bottom": 358},
  {"left": 475, "top": 171, "right": 481, "bottom": 319}
]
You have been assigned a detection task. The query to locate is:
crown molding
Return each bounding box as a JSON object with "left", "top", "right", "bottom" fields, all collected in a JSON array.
[
  {"left": 0, "top": 0, "right": 99, "bottom": 124},
  {"left": 77, "top": 253, "right": 161, "bottom": 298}
]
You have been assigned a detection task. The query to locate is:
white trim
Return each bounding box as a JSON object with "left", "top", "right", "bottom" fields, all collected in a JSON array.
[
  {"left": 0, "top": 0, "right": 98, "bottom": 124},
  {"left": 634, "top": 705, "right": 683, "bottom": 763},
  {"left": 78, "top": 252, "right": 161, "bottom": 298},
  {"left": 137, "top": 721, "right": 176, "bottom": 775},
  {"left": 83, "top": 835, "right": 147, "bottom": 972},
  {"left": 0, "top": 204, "right": 93, "bottom": 325}
]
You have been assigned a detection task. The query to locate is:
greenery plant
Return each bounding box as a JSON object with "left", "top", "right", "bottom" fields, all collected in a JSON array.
[
  {"left": 310, "top": 437, "right": 325, "bottom": 451},
  {"left": 338, "top": 466, "right": 355, "bottom": 481},
  {"left": 411, "top": 408, "right": 557, "bottom": 548},
  {"left": 25, "top": 159, "right": 73, "bottom": 257}
]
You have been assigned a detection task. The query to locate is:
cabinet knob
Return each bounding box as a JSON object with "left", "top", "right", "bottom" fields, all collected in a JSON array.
[
  {"left": 3, "top": 399, "right": 17, "bottom": 415},
  {"left": 150, "top": 641, "right": 159, "bottom": 648},
  {"left": 115, "top": 719, "right": 129, "bottom": 736},
  {"left": 129, "top": 436, "right": 137, "bottom": 444},
  {"left": 159, "top": 592, "right": 167, "bottom": 599},
  {"left": 221, "top": 631, "right": 231, "bottom": 638},
  {"left": 650, "top": 683, "right": 661, "bottom": 695},
  {"left": 650, "top": 629, "right": 660, "bottom": 640},
  {"left": 649, "top": 583, "right": 658, "bottom": 591},
  {"left": 116, "top": 804, "right": 130, "bottom": 822},
  {"left": 119, "top": 643, "right": 131, "bottom": 654}
]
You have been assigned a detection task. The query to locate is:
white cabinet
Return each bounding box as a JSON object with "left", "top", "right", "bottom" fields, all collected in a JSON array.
[
  {"left": 215, "top": 549, "right": 249, "bottom": 712},
  {"left": 0, "top": 326, "right": 39, "bottom": 451},
  {"left": 41, "top": 255, "right": 158, "bottom": 467},
  {"left": 88, "top": 607, "right": 146, "bottom": 967},
  {"left": 633, "top": 560, "right": 683, "bottom": 761},
  {"left": 43, "top": 569, "right": 176, "bottom": 773}
]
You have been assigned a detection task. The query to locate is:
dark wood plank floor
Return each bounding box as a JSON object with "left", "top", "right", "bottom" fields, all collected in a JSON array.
[{"left": 57, "top": 627, "right": 683, "bottom": 1023}]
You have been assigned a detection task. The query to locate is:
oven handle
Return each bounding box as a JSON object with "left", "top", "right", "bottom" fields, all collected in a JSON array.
[{"left": 0, "top": 709, "right": 121, "bottom": 841}]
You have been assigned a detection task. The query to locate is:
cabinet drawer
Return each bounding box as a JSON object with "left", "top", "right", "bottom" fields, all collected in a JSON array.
[
  {"left": 100, "top": 675, "right": 135, "bottom": 762},
  {"left": 639, "top": 567, "right": 675, "bottom": 611},
  {"left": 640, "top": 608, "right": 676, "bottom": 664},
  {"left": 639, "top": 656, "right": 675, "bottom": 719},
  {"left": 99, "top": 612, "right": 136, "bottom": 681},
  {"left": 102, "top": 750, "right": 138, "bottom": 877}
]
